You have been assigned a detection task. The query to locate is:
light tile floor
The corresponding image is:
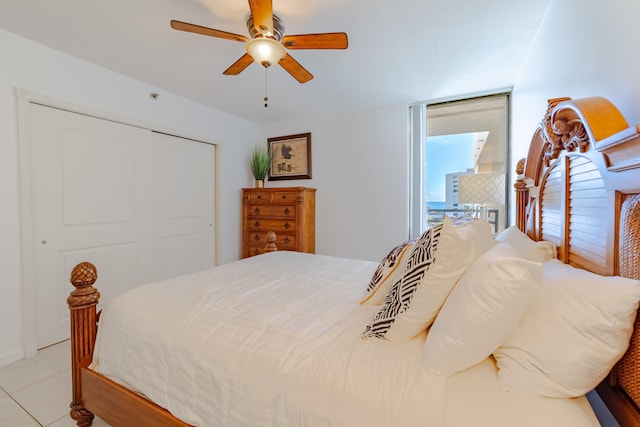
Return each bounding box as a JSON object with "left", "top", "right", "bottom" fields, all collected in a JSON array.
[
  {"left": 0, "top": 341, "right": 109, "bottom": 427},
  {"left": 0, "top": 340, "right": 621, "bottom": 427}
]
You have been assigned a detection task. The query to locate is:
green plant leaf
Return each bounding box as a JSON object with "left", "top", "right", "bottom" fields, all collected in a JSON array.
[{"left": 250, "top": 146, "right": 272, "bottom": 180}]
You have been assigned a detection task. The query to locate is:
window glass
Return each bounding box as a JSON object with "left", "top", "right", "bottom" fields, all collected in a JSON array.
[{"left": 409, "top": 94, "right": 509, "bottom": 237}]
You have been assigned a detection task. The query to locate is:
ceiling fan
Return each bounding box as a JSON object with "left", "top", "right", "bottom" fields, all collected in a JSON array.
[{"left": 170, "top": 0, "right": 348, "bottom": 84}]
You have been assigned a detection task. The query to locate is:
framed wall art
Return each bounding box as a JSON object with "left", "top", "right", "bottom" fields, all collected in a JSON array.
[{"left": 268, "top": 132, "right": 312, "bottom": 180}]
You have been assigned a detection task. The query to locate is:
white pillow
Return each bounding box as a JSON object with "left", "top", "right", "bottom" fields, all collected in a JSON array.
[
  {"left": 495, "top": 225, "right": 556, "bottom": 262},
  {"left": 423, "top": 242, "right": 541, "bottom": 376},
  {"left": 360, "top": 241, "right": 414, "bottom": 305},
  {"left": 362, "top": 217, "right": 495, "bottom": 341},
  {"left": 494, "top": 260, "right": 640, "bottom": 398}
]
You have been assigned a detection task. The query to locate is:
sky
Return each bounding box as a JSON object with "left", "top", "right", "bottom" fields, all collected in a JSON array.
[{"left": 425, "top": 133, "right": 476, "bottom": 202}]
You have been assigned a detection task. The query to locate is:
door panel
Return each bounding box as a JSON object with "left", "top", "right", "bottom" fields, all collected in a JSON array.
[
  {"left": 152, "top": 132, "right": 215, "bottom": 281},
  {"left": 30, "top": 104, "right": 153, "bottom": 348},
  {"left": 61, "top": 133, "right": 137, "bottom": 225}
]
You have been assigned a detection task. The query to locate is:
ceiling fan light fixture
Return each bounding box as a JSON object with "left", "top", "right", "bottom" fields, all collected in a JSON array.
[{"left": 246, "top": 37, "right": 286, "bottom": 68}]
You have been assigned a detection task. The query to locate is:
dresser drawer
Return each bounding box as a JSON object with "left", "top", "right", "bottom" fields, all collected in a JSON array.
[
  {"left": 247, "top": 204, "right": 295, "bottom": 218},
  {"left": 247, "top": 231, "right": 297, "bottom": 247},
  {"left": 244, "top": 191, "right": 270, "bottom": 203},
  {"left": 269, "top": 190, "right": 299, "bottom": 203},
  {"left": 246, "top": 246, "right": 267, "bottom": 257},
  {"left": 247, "top": 218, "right": 297, "bottom": 232},
  {"left": 246, "top": 232, "right": 297, "bottom": 255}
]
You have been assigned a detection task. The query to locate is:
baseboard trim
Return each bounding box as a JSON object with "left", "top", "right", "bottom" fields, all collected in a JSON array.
[{"left": 0, "top": 348, "right": 24, "bottom": 367}]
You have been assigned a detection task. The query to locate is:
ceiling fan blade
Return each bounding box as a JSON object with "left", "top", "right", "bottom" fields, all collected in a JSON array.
[
  {"left": 223, "top": 54, "right": 254, "bottom": 75},
  {"left": 279, "top": 54, "right": 313, "bottom": 83},
  {"left": 248, "top": 0, "right": 273, "bottom": 35},
  {"left": 170, "top": 20, "right": 248, "bottom": 42},
  {"left": 282, "top": 33, "right": 348, "bottom": 50}
]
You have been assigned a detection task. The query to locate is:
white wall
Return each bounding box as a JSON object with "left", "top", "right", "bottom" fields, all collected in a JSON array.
[
  {"left": 0, "top": 29, "right": 258, "bottom": 366},
  {"left": 510, "top": 0, "right": 640, "bottom": 183},
  {"left": 260, "top": 103, "right": 409, "bottom": 262}
]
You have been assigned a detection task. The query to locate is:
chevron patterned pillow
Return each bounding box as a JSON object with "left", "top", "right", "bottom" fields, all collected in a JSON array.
[
  {"left": 360, "top": 240, "right": 415, "bottom": 305},
  {"left": 362, "top": 217, "right": 494, "bottom": 341}
]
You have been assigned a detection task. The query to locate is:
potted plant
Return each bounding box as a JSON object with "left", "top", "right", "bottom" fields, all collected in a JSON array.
[{"left": 250, "top": 145, "right": 272, "bottom": 188}]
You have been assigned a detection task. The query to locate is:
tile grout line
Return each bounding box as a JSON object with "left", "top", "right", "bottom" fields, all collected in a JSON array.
[
  {"left": 3, "top": 392, "right": 45, "bottom": 426},
  {"left": 0, "top": 340, "right": 72, "bottom": 427}
]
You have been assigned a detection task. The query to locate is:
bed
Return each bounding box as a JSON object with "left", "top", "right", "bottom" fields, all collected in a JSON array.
[{"left": 67, "top": 96, "right": 640, "bottom": 426}]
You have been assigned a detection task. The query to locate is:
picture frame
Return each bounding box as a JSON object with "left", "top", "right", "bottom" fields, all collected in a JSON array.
[{"left": 268, "top": 132, "right": 312, "bottom": 180}]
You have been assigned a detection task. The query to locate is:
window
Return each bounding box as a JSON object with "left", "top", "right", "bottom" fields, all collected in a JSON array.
[{"left": 409, "top": 94, "right": 509, "bottom": 237}]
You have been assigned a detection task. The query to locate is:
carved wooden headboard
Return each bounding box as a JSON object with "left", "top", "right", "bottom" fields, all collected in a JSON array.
[{"left": 515, "top": 96, "right": 640, "bottom": 426}]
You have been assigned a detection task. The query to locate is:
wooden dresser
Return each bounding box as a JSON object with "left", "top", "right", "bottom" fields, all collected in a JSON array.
[{"left": 242, "top": 187, "right": 316, "bottom": 258}]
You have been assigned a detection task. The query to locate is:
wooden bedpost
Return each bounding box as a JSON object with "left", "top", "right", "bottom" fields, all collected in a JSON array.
[
  {"left": 67, "top": 262, "right": 99, "bottom": 427},
  {"left": 265, "top": 231, "right": 278, "bottom": 252},
  {"left": 514, "top": 158, "right": 529, "bottom": 233}
]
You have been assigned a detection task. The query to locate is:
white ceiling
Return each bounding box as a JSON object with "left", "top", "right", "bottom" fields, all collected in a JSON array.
[{"left": 0, "top": 0, "right": 552, "bottom": 125}]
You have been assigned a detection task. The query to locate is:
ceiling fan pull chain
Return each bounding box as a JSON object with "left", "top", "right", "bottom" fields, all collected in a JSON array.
[{"left": 264, "top": 68, "right": 269, "bottom": 108}]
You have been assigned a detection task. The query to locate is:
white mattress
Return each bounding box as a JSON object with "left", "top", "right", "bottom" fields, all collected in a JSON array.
[{"left": 91, "top": 251, "right": 600, "bottom": 427}]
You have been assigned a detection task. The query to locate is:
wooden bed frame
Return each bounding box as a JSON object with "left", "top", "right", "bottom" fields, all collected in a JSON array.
[
  {"left": 67, "top": 96, "right": 640, "bottom": 426},
  {"left": 67, "top": 233, "right": 278, "bottom": 427}
]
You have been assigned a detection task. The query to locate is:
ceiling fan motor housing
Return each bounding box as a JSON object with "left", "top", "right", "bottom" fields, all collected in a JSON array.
[{"left": 247, "top": 14, "right": 284, "bottom": 41}]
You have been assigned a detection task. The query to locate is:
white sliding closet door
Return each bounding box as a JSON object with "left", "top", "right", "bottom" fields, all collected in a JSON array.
[
  {"left": 28, "top": 104, "right": 214, "bottom": 349},
  {"left": 152, "top": 132, "right": 214, "bottom": 281}
]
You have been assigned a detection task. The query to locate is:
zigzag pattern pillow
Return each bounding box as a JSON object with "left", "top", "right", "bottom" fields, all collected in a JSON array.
[
  {"left": 360, "top": 240, "right": 414, "bottom": 305},
  {"left": 362, "top": 223, "right": 443, "bottom": 339},
  {"left": 362, "top": 217, "right": 495, "bottom": 342}
]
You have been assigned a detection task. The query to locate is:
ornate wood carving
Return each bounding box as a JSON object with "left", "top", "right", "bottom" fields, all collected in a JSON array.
[
  {"left": 535, "top": 96, "right": 640, "bottom": 171},
  {"left": 540, "top": 97, "right": 571, "bottom": 165},
  {"left": 538, "top": 97, "right": 590, "bottom": 166},
  {"left": 519, "top": 96, "right": 640, "bottom": 240},
  {"left": 552, "top": 116, "right": 589, "bottom": 153}
]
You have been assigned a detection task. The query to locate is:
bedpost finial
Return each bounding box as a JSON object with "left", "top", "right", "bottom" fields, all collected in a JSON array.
[
  {"left": 265, "top": 231, "right": 278, "bottom": 252},
  {"left": 70, "top": 262, "right": 97, "bottom": 288},
  {"left": 67, "top": 262, "right": 99, "bottom": 308}
]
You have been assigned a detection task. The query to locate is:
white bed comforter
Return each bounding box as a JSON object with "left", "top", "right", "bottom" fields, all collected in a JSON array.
[{"left": 91, "top": 251, "right": 599, "bottom": 427}]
